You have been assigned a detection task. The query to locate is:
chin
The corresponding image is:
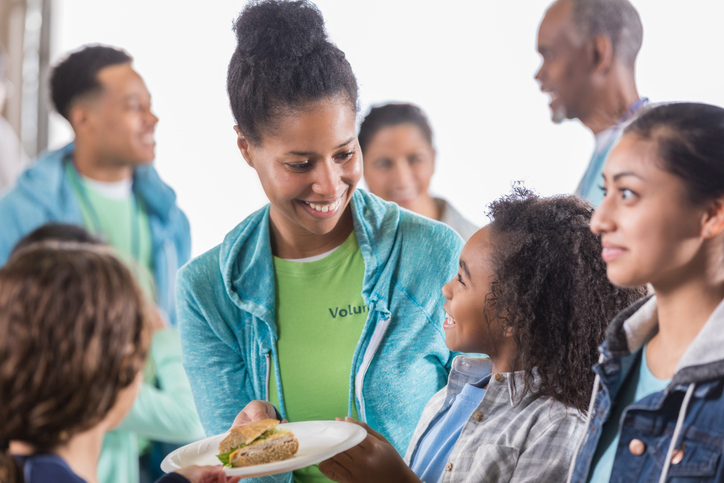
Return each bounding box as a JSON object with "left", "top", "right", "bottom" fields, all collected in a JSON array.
[{"left": 606, "top": 268, "right": 644, "bottom": 289}]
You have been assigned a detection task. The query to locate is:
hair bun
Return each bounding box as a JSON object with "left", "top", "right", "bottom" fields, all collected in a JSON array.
[{"left": 234, "top": 0, "right": 328, "bottom": 61}]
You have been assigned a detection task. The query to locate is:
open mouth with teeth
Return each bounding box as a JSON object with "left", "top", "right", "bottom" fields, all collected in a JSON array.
[
  {"left": 443, "top": 312, "right": 457, "bottom": 329},
  {"left": 301, "top": 197, "right": 343, "bottom": 215}
]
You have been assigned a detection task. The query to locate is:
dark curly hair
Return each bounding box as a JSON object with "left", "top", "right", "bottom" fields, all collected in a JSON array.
[
  {"left": 227, "top": 0, "right": 358, "bottom": 144},
  {"left": 50, "top": 45, "right": 132, "bottom": 121},
  {"left": 0, "top": 244, "right": 149, "bottom": 482},
  {"left": 485, "top": 187, "right": 646, "bottom": 412}
]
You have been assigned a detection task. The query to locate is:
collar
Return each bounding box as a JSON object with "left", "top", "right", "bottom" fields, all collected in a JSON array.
[{"left": 604, "top": 294, "right": 724, "bottom": 385}]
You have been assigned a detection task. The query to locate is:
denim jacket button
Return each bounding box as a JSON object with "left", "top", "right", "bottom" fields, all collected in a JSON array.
[
  {"left": 495, "top": 374, "right": 504, "bottom": 383},
  {"left": 473, "top": 411, "right": 484, "bottom": 422},
  {"left": 445, "top": 463, "right": 453, "bottom": 472},
  {"left": 629, "top": 439, "right": 646, "bottom": 456},
  {"left": 671, "top": 448, "right": 684, "bottom": 465}
]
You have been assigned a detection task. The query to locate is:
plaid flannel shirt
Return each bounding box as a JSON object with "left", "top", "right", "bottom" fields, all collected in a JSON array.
[{"left": 404, "top": 356, "right": 585, "bottom": 483}]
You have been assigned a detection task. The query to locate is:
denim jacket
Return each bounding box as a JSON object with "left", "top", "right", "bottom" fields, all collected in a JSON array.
[
  {"left": 177, "top": 189, "right": 464, "bottom": 481},
  {"left": 568, "top": 295, "right": 724, "bottom": 483},
  {"left": 0, "top": 142, "right": 191, "bottom": 325}
]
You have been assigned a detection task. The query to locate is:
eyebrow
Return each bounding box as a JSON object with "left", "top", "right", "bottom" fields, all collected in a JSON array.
[
  {"left": 459, "top": 259, "right": 471, "bottom": 281},
  {"left": 123, "top": 93, "right": 150, "bottom": 102},
  {"left": 286, "top": 137, "right": 355, "bottom": 156},
  {"left": 604, "top": 171, "right": 647, "bottom": 182}
]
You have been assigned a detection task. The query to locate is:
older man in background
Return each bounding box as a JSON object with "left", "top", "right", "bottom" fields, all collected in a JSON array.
[{"left": 535, "top": 0, "right": 648, "bottom": 206}]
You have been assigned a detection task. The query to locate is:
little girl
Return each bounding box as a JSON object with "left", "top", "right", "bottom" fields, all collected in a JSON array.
[
  {"left": 317, "top": 188, "right": 646, "bottom": 482},
  {"left": 0, "top": 241, "right": 236, "bottom": 483}
]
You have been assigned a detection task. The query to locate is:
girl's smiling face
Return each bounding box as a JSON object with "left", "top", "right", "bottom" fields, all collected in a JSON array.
[
  {"left": 442, "top": 226, "right": 511, "bottom": 355},
  {"left": 591, "top": 133, "right": 709, "bottom": 289}
]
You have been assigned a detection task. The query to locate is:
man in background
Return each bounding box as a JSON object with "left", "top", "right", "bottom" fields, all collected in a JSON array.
[
  {"left": 0, "top": 45, "right": 204, "bottom": 483},
  {"left": 0, "top": 43, "right": 28, "bottom": 193},
  {"left": 535, "top": 0, "right": 648, "bottom": 206}
]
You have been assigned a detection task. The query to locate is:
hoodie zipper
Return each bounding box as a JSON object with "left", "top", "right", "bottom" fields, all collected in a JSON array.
[
  {"left": 265, "top": 352, "right": 271, "bottom": 401},
  {"left": 355, "top": 316, "right": 391, "bottom": 421},
  {"left": 164, "top": 240, "right": 178, "bottom": 322}
]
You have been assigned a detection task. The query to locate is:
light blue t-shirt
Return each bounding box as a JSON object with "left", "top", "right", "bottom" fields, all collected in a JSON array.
[
  {"left": 411, "top": 377, "right": 489, "bottom": 483},
  {"left": 588, "top": 344, "right": 671, "bottom": 483}
]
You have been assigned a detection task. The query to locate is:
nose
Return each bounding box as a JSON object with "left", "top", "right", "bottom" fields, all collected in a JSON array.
[
  {"left": 534, "top": 63, "right": 544, "bottom": 84},
  {"left": 147, "top": 108, "right": 159, "bottom": 127},
  {"left": 391, "top": 158, "right": 414, "bottom": 187},
  {"left": 312, "top": 159, "right": 343, "bottom": 197},
  {"left": 590, "top": 193, "right": 614, "bottom": 235},
  {"left": 442, "top": 277, "right": 454, "bottom": 301}
]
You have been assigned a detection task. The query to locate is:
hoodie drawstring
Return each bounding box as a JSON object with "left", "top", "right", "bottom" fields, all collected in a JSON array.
[
  {"left": 658, "top": 383, "right": 696, "bottom": 483},
  {"left": 567, "top": 354, "right": 605, "bottom": 483}
]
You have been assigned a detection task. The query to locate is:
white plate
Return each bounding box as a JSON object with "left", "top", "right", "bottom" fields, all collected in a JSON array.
[{"left": 161, "top": 420, "right": 367, "bottom": 477}]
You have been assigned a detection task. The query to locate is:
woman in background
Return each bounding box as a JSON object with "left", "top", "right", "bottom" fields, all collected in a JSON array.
[
  {"left": 569, "top": 102, "right": 724, "bottom": 482},
  {"left": 359, "top": 103, "right": 478, "bottom": 240}
]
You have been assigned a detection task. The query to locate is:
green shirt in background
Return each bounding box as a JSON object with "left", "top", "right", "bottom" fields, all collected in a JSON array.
[
  {"left": 270, "top": 231, "right": 366, "bottom": 483},
  {"left": 66, "top": 162, "right": 156, "bottom": 301}
]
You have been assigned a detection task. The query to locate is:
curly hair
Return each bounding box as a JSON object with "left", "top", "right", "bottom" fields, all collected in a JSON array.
[
  {"left": 485, "top": 187, "right": 646, "bottom": 412},
  {"left": 0, "top": 243, "right": 149, "bottom": 482},
  {"left": 227, "top": 0, "right": 358, "bottom": 144}
]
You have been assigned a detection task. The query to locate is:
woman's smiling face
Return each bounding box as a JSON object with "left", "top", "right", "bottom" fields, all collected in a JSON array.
[
  {"left": 238, "top": 97, "right": 362, "bottom": 250},
  {"left": 591, "top": 133, "right": 708, "bottom": 289},
  {"left": 442, "top": 226, "right": 508, "bottom": 355}
]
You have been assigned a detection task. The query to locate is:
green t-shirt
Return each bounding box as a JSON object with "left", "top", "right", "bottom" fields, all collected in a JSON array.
[
  {"left": 66, "top": 162, "right": 155, "bottom": 300},
  {"left": 270, "top": 231, "right": 367, "bottom": 483}
]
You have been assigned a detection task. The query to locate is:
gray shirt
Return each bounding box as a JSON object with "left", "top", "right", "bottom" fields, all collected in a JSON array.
[{"left": 435, "top": 197, "right": 478, "bottom": 241}]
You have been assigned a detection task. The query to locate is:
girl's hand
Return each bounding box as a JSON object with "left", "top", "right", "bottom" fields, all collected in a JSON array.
[
  {"left": 318, "top": 432, "right": 420, "bottom": 483},
  {"left": 174, "top": 465, "right": 242, "bottom": 483},
  {"left": 230, "top": 400, "right": 285, "bottom": 429}
]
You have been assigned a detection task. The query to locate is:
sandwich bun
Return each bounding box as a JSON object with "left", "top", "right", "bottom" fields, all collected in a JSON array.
[
  {"left": 218, "top": 418, "right": 299, "bottom": 467},
  {"left": 229, "top": 429, "right": 299, "bottom": 467}
]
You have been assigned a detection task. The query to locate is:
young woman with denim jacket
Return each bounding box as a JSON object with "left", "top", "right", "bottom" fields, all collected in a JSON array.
[
  {"left": 568, "top": 103, "right": 724, "bottom": 483},
  {"left": 175, "top": 2, "right": 463, "bottom": 482}
]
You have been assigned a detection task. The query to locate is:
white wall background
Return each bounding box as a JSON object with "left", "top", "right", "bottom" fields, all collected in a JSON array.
[{"left": 48, "top": 0, "right": 724, "bottom": 257}]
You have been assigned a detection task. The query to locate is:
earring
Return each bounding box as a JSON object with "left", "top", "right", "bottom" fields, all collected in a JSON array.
[{"left": 705, "top": 230, "right": 712, "bottom": 237}]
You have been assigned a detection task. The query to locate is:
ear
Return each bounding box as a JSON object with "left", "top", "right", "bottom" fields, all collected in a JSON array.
[
  {"left": 701, "top": 196, "right": 724, "bottom": 239},
  {"left": 68, "top": 104, "right": 92, "bottom": 133},
  {"left": 234, "top": 126, "right": 255, "bottom": 168},
  {"left": 431, "top": 147, "right": 437, "bottom": 173},
  {"left": 590, "top": 35, "right": 614, "bottom": 75}
]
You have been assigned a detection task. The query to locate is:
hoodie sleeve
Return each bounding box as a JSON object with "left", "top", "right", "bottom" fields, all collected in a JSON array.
[
  {"left": 116, "top": 328, "right": 206, "bottom": 442},
  {"left": 176, "top": 253, "right": 256, "bottom": 436}
]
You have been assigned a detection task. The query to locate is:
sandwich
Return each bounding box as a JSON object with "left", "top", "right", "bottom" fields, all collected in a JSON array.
[{"left": 217, "top": 418, "right": 299, "bottom": 467}]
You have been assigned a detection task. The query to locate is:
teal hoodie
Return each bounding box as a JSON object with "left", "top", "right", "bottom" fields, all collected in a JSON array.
[
  {"left": 0, "top": 142, "right": 190, "bottom": 326},
  {"left": 177, "top": 189, "right": 464, "bottom": 474}
]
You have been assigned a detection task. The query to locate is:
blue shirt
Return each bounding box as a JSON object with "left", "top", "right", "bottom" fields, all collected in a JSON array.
[
  {"left": 575, "top": 98, "right": 649, "bottom": 207},
  {"left": 411, "top": 375, "right": 489, "bottom": 483},
  {"left": 587, "top": 343, "right": 670, "bottom": 483}
]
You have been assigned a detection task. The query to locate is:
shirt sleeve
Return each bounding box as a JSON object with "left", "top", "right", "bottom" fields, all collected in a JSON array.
[{"left": 116, "top": 328, "right": 206, "bottom": 442}]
